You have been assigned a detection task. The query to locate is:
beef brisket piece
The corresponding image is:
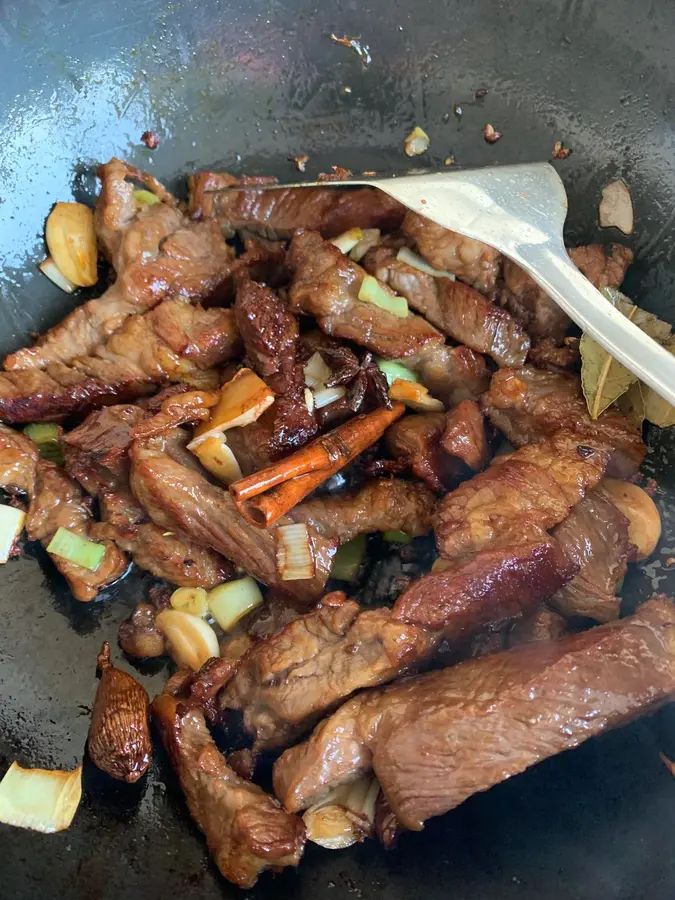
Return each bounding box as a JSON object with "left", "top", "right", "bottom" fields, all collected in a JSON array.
[
  {"left": 188, "top": 170, "right": 405, "bottom": 239},
  {"left": 26, "top": 460, "right": 127, "bottom": 601},
  {"left": 5, "top": 159, "right": 236, "bottom": 372},
  {"left": 218, "top": 591, "right": 437, "bottom": 751},
  {"left": 385, "top": 413, "right": 463, "bottom": 493},
  {"left": 441, "top": 400, "right": 492, "bottom": 472},
  {"left": 152, "top": 692, "right": 305, "bottom": 889},
  {"left": 0, "top": 301, "right": 240, "bottom": 423},
  {"left": 289, "top": 478, "right": 435, "bottom": 543},
  {"left": 288, "top": 231, "right": 444, "bottom": 359},
  {"left": 274, "top": 596, "right": 675, "bottom": 827},
  {"left": 481, "top": 366, "right": 646, "bottom": 478},
  {"left": 364, "top": 246, "right": 529, "bottom": 367},
  {"left": 407, "top": 343, "right": 491, "bottom": 407},
  {"left": 0, "top": 424, "right": 39, "bottom": 496},
  {"left": 500, "top": 244, "right": 633, "bottom": 343},
  {"left": 129, "top": 432, "right": 335, "bottom": 603},
  {"left": 548, "top": 488, "right": 631, "bottom": 623},
  {"left": 435, "top": 430, "right": 611, "bottom": 561}
]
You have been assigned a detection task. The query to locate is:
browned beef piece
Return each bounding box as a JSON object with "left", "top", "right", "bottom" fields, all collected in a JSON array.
[
  {"left": 118, "top": 602, "right": 167, "bottom": 659},
  {"left": 0, "top": 301, "right": 240, "bottom": 424},
  {"left": 290, "top": 478, "right": 436, "bottom": 543},
  {"left": 5, "top": 160, "right": 236, "bottom": 373},
  {"left": 385, "top": 413, "right": 462, "bottom": 493},
  {"left": 152, "top": 693, "right": 305, "bottom": 889},
  {"left": 407, "top": 343, "right": 491, "bottom": 407},
  {"left": 287, "top": 231, "right": 444, "bottom": 359},
  {"left": 129, "top": 433, "right": 335, "bottom": 602},
  {"left": 507, "top": 605, "right": 569, "bottom": 646},
  {"left": 26, "top": 460, "right": 127, "bottom": 601},
  {"left": 65, "top": 406, "right": 233, "bottom": 588},
  {"left": 375, "top": 793, "right": 404, "bottom": 848},
  {"left": 441, "top": 400, "right": 492, "bottom": 471},
  {"left": 500, "top": 244, "right": 633, "bottom": 343},
  {"left": 402, "top": 211, "right": 501, "bottom": 293},
  {"left": 548, "top": 489, "right": 631, "bottom": 623},
  {"left": 481, "top": 366, "right": 646, "bottom": 478},
  {"left": 0, "top": 424, "right": 39, "bottom": 496},
  {"left": 188, "top": 170, "right": 405, "bottom": 239},
  {"left": 435, "top": 430, "right": 611, "bottom": 561},
  {"left": 528, "top": 337, "right": 580, "bottom": 373},
  {"left": 274, "top": 596, "right": 675, "bottom": 824},
  {"left": 219, "top": 592, "right": 438, "bottom": 751},
  {"left": 364, "top": 247, "right": 529, "bottom": 366},
  {"left": 393, "top": 536, "right": 575, "bottom": 632},
  {"left": 239, "top": 237, "right": 289, "bottom": 287}
]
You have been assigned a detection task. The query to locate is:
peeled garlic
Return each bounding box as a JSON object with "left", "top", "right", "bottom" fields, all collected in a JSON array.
[
  {"left": 170, "top": 587, "right": 209, "bottom": 617},
  {"left": 45, "top": 202, "right": 98, "bottom": 287},
  {"left": 155, "top": 609, "right": 219, "bottom": 671}
]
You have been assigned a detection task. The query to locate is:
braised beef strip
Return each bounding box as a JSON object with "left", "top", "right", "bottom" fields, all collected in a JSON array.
[
  {"left": 407, "top": 343, "right": 491, "bottom": 406},
  {"left": 0, "top": 423, "right": 39, "bottom": 497},
  {"left": 441, "top": 400, "right": 493, "bottom": 472},
  {"left": 384, "top": 413, "right": 463, "bottom": 493},
  {"left": 507, "top": 605, "right": 569, "bottom": 646}
]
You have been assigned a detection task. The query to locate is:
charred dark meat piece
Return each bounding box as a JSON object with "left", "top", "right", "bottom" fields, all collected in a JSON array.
[
  {"left": 218, "top": 591, "right": 437, "bottom": 751},
  {"left": 188, "top": 170, "right": 405, "bottom": 239},
  {"left": 385, "top": 413, "right": 463, "bottom": 493},
  {"left": 402, "top": 210, "right": 501, "bottom": 293},
  {"left": 129, "top": 432, "right": 335, "bottom": 602},
  {"left": 274, "top": 596, "right": 675, "bottom": 826},
  {"left": 152, "top": 692, "right": 306, "bottom": 889},
  {"left": 5, "top": 159, "right": 236, "bottom": 372},
  {"left": 288, "top": 231, "right": 444, "bottom": 359},
  {"left": 0, "top": 300, "right": 241, "bottom": 424},
  {"left": 481, "top": 366, "right": 646, "bottom": 478},
  {"left": 364, "top": 246, "right": 529, "bottom": 366},
  {"left": 434, "top": 430, "right": 611, "bottom": 561},
  {"left": 290, "top": 478, "right": 436, "bottom": 543},
  {"left": 549, "top": 488, "right": 631, "bottom": 622},
  {"left": 88, "top": 642, "right": 151, "bottom": 782},
  {"left": 441, "top": 400, "right": 492, "bottom": 472}
]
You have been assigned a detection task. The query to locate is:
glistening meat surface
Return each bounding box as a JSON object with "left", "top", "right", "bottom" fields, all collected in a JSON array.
[{"left": 273, "top": 596, "right": 675, "bottom": 826}]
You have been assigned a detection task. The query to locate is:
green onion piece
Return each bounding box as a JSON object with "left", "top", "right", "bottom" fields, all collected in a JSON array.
[
  {"left": 382, "top": 530, "right": 412, "bottom": 545},
  {"left": 24, "top": 424, "right": 64, "bottom": 465},
  {"left": 375, "top": 358, "right": 417, "bottom": 387},
  {"left": 46, "top": 527, "right": 106, "bottom": 572},
  {"left": 331, "top": 534, "right": 366, "bottom": 582},
  {"left": 133, "top": 189, "right": 161, "bottom": 207},
  {"left": 358, "top": 275, "right": 409, "bottom": 318}
]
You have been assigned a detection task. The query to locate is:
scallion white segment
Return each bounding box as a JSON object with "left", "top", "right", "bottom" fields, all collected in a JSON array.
[
  {"left": 0, "top": 506, "right": 25, "bottom": 564},
  {"left": 358, "top": 275, "right": 408, "bottom": 318},
  {"left": 207, "top": 576, "right": 264, "bottom": 632},
  {"left": 0, "top": 762, "right": 82, "bottom": 833},
  {"left": 396, "top": 246, "right": 455, "bottom": 280},
  {"left": 46, "top": 527, "right": 106, "bottom": 571},
  {"left": 276, "top": 523, "right": 315, "bottom": 581},
  {"left": 375, "top": 358, "right": 417, "bottom": 387},
  {"left": 330, "top": 227, "right": 364, "bottom": 255},
  {"left": 313, "top": 386, "right": 347, "bottom": 409}
]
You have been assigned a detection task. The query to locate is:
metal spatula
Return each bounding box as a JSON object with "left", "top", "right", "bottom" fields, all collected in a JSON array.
[{"left": 215, "top": 163, "right": 675, "bottom": 407}]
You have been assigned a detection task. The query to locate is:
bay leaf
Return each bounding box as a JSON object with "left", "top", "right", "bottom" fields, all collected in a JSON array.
[
  {"left": 581, "top": 289, "right": 673, "bottom": 420},
  {"left": 641, "top": 336, "right": 675, "bottom": 428},
  {"left": 615, "top": 382, "right": 646, "bottom": 429}
]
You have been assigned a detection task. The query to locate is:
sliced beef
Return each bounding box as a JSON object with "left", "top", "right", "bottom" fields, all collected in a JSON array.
[
  {"left": 481, "top": 366, "right": 646, "bottom": 478},
  {"left": 0, "top": 424, "right": 39, "bottom": 496},
  {"left": 152, "top": 693, "right": 305, "bottom": 889},
  {"left": 407, "top": 343, "right": 491, "bottom": 407},
  {"left": 26, "top": 460, "right": 127, "bottom": 601},
  {"left": 288, "top": 231, "right": 444, "bottom": 359},
  {"left": 441, "top": 400, "right": 492, "bottom": 471},
  {"left": 5, "top": 160, "right": 236, "bottom": 373},
  {"left": 500, "top": 244, "right": 633, "bottom": 343},
  {"left": 273, "top": 596, "right": 675, "bottom": 824},
  {"left": 188, "top": 170, "right": 405, "bottom": 239},
  {"left": 218, "top": 592, "right": 438, "bottom": 751},
  {"left": 402, "top": 211, "right": 501, "bottom": 293},
  {"left": 385, "top": 413, "right": 462, "bottom": 493},
  {"left": 393, "top": 536, "right": 575, "bottom": 633},
  {"left": 435, "top": 430, "right": 611, "bottom": 561},
  {"left": 364, "top": 247, "right": 529, "bottom": 366},
  {"left": 549, "top": 488, "right": 631, "bottom": 623},
  {"left": 129, "top": 433, "right": 335, "bottom": 602},
  {"left": 290, "top": 478, "right": 436, "bottom": 543},
  {"left": 0, "top": 301, "right": 240, "bottom": 423},
  {"left": 507, "top": 606, "right": 569, "bottom": 646},
  {"left": 528, "top": 337, "right": 580, "bottom": 373}
]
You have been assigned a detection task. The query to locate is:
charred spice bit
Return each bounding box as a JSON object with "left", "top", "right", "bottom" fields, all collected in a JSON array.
[
  {"left": 140, "top": 130, "right": 160, "bottom": 150},
  {"left": 329, "top": 33, "right": 372, "bottom": 68},
  {"left": 576, "top": 444, "right": 595, "bottom": 459},
  {"left": 289, "top": 154, "right": 309, "bottom": 173},
  {"left": 362, "top": 170, "right": 377, "bottom": 176},
  {"left": 483, "top": 123, "right": 502, "bottom": 144},
  {"left": 552, "top": 140, "right": 572, "bottom": 160},
  {"left": 453, "top": 104, "right": 463, "bottom": 119},
  {"left": 320, "top": 345, "right": 391, "bottom": 412},
  {"left": 318, "top": 166, "right": 353, "bottom": 182},
  {"left": 444, "top": 155, "right": 455, "bottom": 166},
  {"left": 474, "top": 88, "right": 489, "bottom": 101}
]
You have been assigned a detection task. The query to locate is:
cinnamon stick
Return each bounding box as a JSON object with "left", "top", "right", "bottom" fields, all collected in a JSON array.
[{"left": 231, "top": 402, "right": 405, "bottom": 527}]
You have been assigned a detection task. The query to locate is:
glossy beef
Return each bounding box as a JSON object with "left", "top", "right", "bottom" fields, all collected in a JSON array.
[
  {"left": 364, "top": 246, "right": 529, "bottom": 366},
  {"left": 274, "top": 597, "right": 675, "bottom": 826},
  {"left": 435, "top": 430, "right": 611, "bottom": 561},
  {"left": 441, "top": 400, "right": 492, "bottom": 471},
  {"left": 549, "top": 488, "right": 630, "bottom": 622},
  {"left": 0, "top": 424, "right": 39, "bottom": 496},
  {"left": 482, "top": 366, "right": 646, "bottom": 478},
  {"left": 407, "top": 343, "right": 491, "bottom": 407},
  {"left": 219, "top": 592, "right": 438, "bottom": 751},
  {"left": 152, "top": 693, "right": 305, "bottom": 889},
  {"left": 188, "top": 170, "right": 405, "bottom": 239},
  {"left": 288, "top": 231, "right": 444, "bottom": 358},
  {"left": 385, "top": 413, "right": 462, "bottom": 493},
  {"left": 507, "top": 605, "right": 569, "bottom": 646}
]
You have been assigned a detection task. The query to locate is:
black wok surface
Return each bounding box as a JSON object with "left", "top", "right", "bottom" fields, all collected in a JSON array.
[{"left": 2, "top": 0, "right": 675, "bottom": 897}]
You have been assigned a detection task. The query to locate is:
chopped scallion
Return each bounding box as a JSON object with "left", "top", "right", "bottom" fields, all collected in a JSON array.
[
  {"left": 358, "top": 275, "right": 408, "bottom": 318},
  {"left": 133, "top": 189, "right": 161, "bottom": 207},
  {"left": 24, "top": 423, "right": 64, "bottom": 465},
  {"left": 330, "top": 534, "right": 366, "bottom": 582},
  {"left": 375, "top": 358, "right": 417, "bottom": 387},
  {"left": 46, "top": 527, "right": 106, "bottom": 572},
  {"left": 382, "top": 530, "right": 412, "bottom": 545}
]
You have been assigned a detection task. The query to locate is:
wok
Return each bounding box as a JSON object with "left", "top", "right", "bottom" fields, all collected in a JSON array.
[{"left": 1, "top": 0, "right": 675, "bottom": 897}]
